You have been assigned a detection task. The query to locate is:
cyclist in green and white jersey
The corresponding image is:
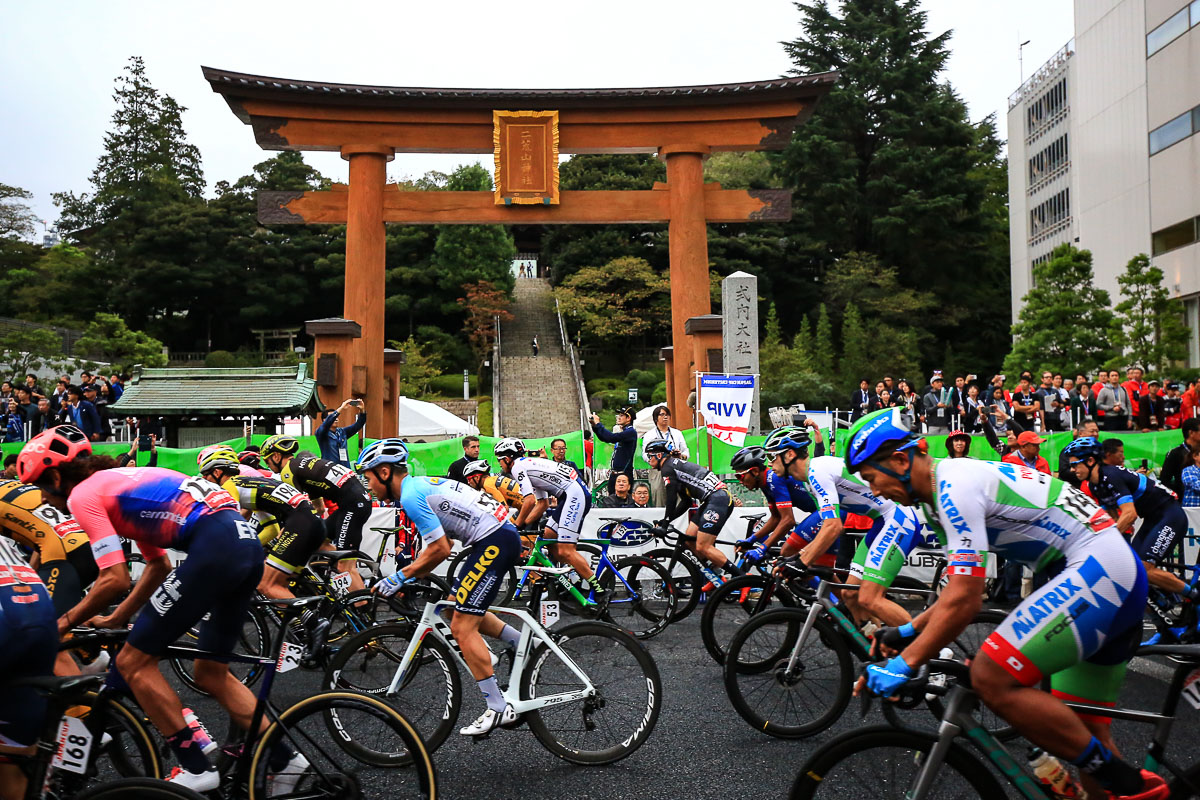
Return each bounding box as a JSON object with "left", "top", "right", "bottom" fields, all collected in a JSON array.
[
  {"left": 764, "top": 426, "right": 920, "bottom": 628},
  {"left": 846, "top": 408, "right": 1163, "bottom": 800}
]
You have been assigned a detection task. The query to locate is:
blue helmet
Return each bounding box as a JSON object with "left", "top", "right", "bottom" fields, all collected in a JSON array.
[
  {"left": 1061, "top": 436, "right": 1102, "bottom": 462},
  {"left": 845, "top": 408, "right": 923, "bottom": 473},
  {"left": 356, "top": 438, "right": 409, "bottom": 472},
  {"left": 763, "top": 426, "right": 811, "bottom": 456}
]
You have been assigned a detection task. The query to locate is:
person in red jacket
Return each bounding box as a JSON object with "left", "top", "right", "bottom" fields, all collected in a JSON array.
[
  {"left": 1122, "top": 366, "right": 1148, "bottom": 422},
  {"left": 1001, "top": 431, "right": 1052, "bottom": 474}
]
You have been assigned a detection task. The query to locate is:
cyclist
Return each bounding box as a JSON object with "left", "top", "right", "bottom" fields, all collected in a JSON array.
[
  {"left": 1064, "top": 436, "right": 1194, "bottom": 597},
  {"left": 461, "top": 459, "right": 525, "bottom": 511},
  {"left": 0, "top": 536, "right": 57, "bottom": 800},
  {"left": 0, "top": 478, "right": 99, "bottom": 675},
  {"left": 260, "top": 434, "right": 372, "bottom": 595},
  {"left": 731, "top": 445, "right": 817, "bottom": 563},
  {"left": 16, "top": 425, "right": 305, "bottom": 791},
  {"left": 765, "top": 425, "right": 920, "bottom": 627},
  {"left": 196, "top": 446, "right": 327, "bottom": 600},
  {"left": 846, "top": 408, "right": 1164, "bottom": 800},
  {"left": 494, "top": 438, "right": 601, "bottom": 596},
  {"left": 644, "top": 438, "right": 741, "bottom": 583},
  {"left": 355, "top": 439, "right": 525, "bottom": 737}
]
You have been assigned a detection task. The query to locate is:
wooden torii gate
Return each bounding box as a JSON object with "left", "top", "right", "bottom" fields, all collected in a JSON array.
[{"left": 204, "top": 67, "right": 836, "bottom": 438}]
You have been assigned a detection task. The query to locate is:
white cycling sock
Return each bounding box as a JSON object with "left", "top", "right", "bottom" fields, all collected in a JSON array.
[
  {"left": 499, "top": 624, "right": 521, "bottom": 648},
  {"left": 478, "top": 676, "right": 506, "bottom": 713}
]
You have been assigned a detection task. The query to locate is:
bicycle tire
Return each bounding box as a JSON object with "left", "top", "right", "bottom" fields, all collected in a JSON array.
[
  {"left": 324, "top": 622, "right": 460, "bottom": 754},
  {"left": 168, "top": 603, "right": 271, "bottom": 694},
  {"left": 521, "top": 621, "right": 661, "bottom": 765},
  {"left": 69, "top": 776, "right": 208, "bottom": 800},
  {"left": 643, "top": 547, "right": 705, "bottom": 622},
  {"left": 700, "top": 574, "right": 795, "bottom": 665},
  {"left": 250, "top": 691, "right": 437, "bottom": 800},
  {"left": 538, "top": 542, "right": 609, "bottom": 619},
  {"left": 723, "top": 607, "right": 853, "bottom": 739},
  {"left": 1167, "top": 761, "right": 1200, "bottom": 798},
  {"left": 53, "top": 691, "right": 163, "bottom": 796},
  {"left": 598, "top": 555, "right": 677, "bottom": 639},
  {"left": 789, "top": 725, "right": 1006, "bottom": 799},
  {"left": 923, "top": 609, "right": 1017, "bottom": 741}
]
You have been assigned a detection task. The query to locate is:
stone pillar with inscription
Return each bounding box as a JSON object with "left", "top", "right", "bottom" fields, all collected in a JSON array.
[{"left": 721, "top": 271, "right": 761, "bottom": 434}]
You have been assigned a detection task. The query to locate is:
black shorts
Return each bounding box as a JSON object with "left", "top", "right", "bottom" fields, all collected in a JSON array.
[
  {"left": 690, "top": 490, "right": 733, "bottom": 537},
  {"left": 452, "top": 525, "right": 521, "bottom": 616},
  {"left": 0, "top": 583, "right": 57, "bottom": 747},
  {"left": 266, "top": 512, "right": 328, "bottom": 574},
  {"left": 126, "top": 511, "right": 264, "bottom": 661},
  {"left": 327, "top": 494, "right": 371, "bottom": 551},
  {"left": 1131, "top": 504, "right": 1187, "bottom": 565},
  {"left": 37, "top": 547, "right": 97, "bottom": 616}
]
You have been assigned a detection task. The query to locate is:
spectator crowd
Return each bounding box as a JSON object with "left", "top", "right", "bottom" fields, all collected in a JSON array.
[{"left": 1, "top": 371, "right": 128, "bottom": 444}]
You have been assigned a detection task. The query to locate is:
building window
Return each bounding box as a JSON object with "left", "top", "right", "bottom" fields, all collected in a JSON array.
[
  {"left": 1147, "top": 6, "right": 1190, "bottom": 55},
  {"left": 1152, "top": 217, "right": 1199, "bottom": 255},
  {"left": 1028, "top": 134, "right": 1069, "bottom": 186},
  {"left": 1193, "top": 0, "right": 1200, "bottom": 27},
  {"left": 1026, "top": 78, "right": 1068, "bottom": 138},
  {"left": 1149, "top": 108, "right": 1196, "bottom": 154},
  {"left": 1029, "top": 188, "right": 1070, "bottom": 240}
]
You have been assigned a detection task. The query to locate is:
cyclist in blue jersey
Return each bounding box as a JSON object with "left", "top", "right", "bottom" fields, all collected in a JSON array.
[
  {"left": 356, "top": 439, "right": 525, "bottom": 738},
  {"left": 847, "top": 408, "right": 1164, "bottom": 800},
  {"left": 731, "top": 445, "right": 818, "bottom": 562}
]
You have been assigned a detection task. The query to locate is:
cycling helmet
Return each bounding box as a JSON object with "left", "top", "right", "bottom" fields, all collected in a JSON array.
[
  {"left": 763, "top": 426, "right": 811, "bottom": 456},
  {"left": 17, "top": 425, "right": 91, "bottom": 484},
  {"left": 1061, "top": 436, "right": 1102, "bottom": 463},
  {"left": 260, "top": 435, "right": 299, "bottom": 458},
  {"left": 356, "top": 438, "right": 409, "bottom": 472},
  {"left": 730, "top": 446, "right": 768, "bottom": 472},
  {"left": 238, "top": 450, "right": 263, "bottom": 469},
  {"left": 197, "top": 445, "right": 240, "bottom": 474},
  {"left": 462, "top": 459, "right": 491, "bottom": 478},
  {"left": 844, "top": 408, "right": 923, "bottom": 473},
  {"left": 643, "top": 439, "right": 672, "bottom": 460},
  {"left": 494, "top": 438, "right": 526, "bottom": 460}
]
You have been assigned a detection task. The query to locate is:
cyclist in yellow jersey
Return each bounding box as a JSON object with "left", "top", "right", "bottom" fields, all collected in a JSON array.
[{"left": 461, "top": 460, "right": 525, "bottom": 509}]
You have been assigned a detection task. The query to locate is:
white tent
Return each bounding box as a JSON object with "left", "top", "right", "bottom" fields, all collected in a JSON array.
[{"left": 396, "top": 396, "right": 479, "bottom": 442}]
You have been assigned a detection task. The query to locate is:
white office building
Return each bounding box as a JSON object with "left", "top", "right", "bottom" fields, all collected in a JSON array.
[{"left": 1008, "top": 0, "right": 1200, "bottom": 366}]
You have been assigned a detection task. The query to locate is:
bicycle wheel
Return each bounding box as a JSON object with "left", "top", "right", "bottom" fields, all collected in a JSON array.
[
  {"left": 52, "top": 692, "right": 163, "bottom": 796},
  {"left": 521, "top": 621, "right": 661, "bottom": 765},
  {"left": 324, "top": 622, "right": 460, "bottom": 754},
  {"left": 168, "top": 603, "right": 271, "bottom": 694},
  {"left": 790, "top": 726, "right": 1005, "bottom": 799},
  {"left": 543, "top": 543, "right": 608, "bottom": 618},
  {"left": 924, "top": 609, "right": 1017, "bottom": 741},
  {"left": 69, "top": 776, "right": 208, "bottom": 799},
  {"left": 723, "top": 607, "right": 853, "bottom": 739},
  {"left": 700, "top": 575, "right": 794, "bottom": 665},
  {"left": 643, "top": 547, "right": 705, "bottom": 622},
  {"left": 599, "top": 556, "right": 677, "bottom": 639},
  {"left": 251, "top": 691, "right": 437, "bottom": 800}
]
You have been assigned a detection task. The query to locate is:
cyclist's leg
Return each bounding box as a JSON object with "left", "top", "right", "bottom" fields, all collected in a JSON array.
[
  {"left": 546, "top": 483, "right": 594, "bottom": 582},
  {"left": 261, "top": 513, "right": 328, "bottom": 599},
  {"left": 0, "top": 582, "right": 57, "bottom": 800},
  {"left": 1049, "top": 659, "right": 1130, "bottom": 799},
  {"left": 1131, "top": 505, "right": 1188, "bottom": 593},
  {"left": 329, "top": 495, "right": 371, "bottom": 593},
  {"left": 693, "top": 491, "right": 736, "bottom": 573},
  {"left": 971, "top": 548, "right": 1150, "bottom": 795}
]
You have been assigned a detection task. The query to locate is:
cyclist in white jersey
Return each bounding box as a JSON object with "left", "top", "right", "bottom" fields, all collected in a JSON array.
[
  {"left": 357, "top": 439, "right": 526, "bottom": 738},
  {"left": 494, "top": 438, "right": 601, "bottom": 596},
  {"left": 764, "top": 426, "right": 919, "bottom": 627},
  {"left": 846, "top": 408, "right": 1163, "bottom": 800}
]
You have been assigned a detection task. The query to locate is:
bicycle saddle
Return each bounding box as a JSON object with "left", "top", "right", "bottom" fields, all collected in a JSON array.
[
  {"left": 307, "top": 549, "right": 371, "bottom": 565},
  {"left": 7, "top": 674, "right": 105, "bottom": 695}
]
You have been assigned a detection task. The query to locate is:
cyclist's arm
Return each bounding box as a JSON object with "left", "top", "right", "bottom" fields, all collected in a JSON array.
[
  {"left": 1113, "top": 500, "right": 1137, "bottom": 533},
  {"left": 400, "top": 535, "right": 451, "bottom": 580},
  {"left": 799, "top": 517, "right": 843, "bottom": 567},
  {"left": 514, "top": 494, "right": 547, "bottom": 527},
  {"left": 662, "top": 475, "right": 685, "bottom": 522},
  {"left": 755, "top": 507, "right": 784, "bottom": 546},
  {"left": 91, "top": 555, "right": 172, "bottom": 629}
]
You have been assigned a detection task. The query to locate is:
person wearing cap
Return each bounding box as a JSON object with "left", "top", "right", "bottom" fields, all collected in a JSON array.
[
  {"left": 1002, "top": 431, "right": 1051, "bottom": 475},
  {"left": 1162, "top": 382, "right": 1184, "bottom": 429},
  {"left": 922, "top": 375, "right": 952, "bottom": 435},
  {"left": 590, "top": 407, "right": 638, "bottom": 498},
  {"left": 82, "top": 383, "right": 111, "bottom": 442},
  {"left": 1137, "top": 379, "right": 1165, "bottom": 431}
]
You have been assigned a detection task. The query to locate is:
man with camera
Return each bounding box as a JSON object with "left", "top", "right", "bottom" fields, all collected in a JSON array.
[{"left": 315, "top": 398, "right": 367, "bottom": 468}]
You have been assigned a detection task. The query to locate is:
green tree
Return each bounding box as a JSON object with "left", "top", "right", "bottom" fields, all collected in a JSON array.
[
  {"left": 0, "top": 328, "right": 81, "bottom": 384},
  {"left": 839, "top": 304, "right": 872, "bottom": 391},
  {"left": 703, "top": 152, "right": 778, "bottom": 190},
  {"left": 389, "top": 336, "right": 441, "bottom": 397},
  {"left": 1004, "top": 244, "right": 1116, "bottom": 377},
  {"left": 1111, "top": 253, "right": 1189, "bottom": 372},
  {"left": 430, "top": 165, "right": 516, "bottom": 308},
  {"left": 554, "top": 256, "right": 670, "bottom": 342},
  {"left": 11, "top": 244, "right": 108, "bottom": 327},
  {"left": 74, "top": 313, "right": 167, "bottom": 373},
  {"left": 812, "top": 304, "right": 836, "bottom": 378},
  {"left": 777, "top": 0, "right": 1010, "bottom": 371},
  {"left": 0, "top": 182, "right": 37, "bottom": 239}
]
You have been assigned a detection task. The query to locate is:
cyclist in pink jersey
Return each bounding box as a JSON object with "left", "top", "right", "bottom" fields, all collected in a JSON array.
[{"left": 16, "top": 426, "right": 305, "bottom": 791}]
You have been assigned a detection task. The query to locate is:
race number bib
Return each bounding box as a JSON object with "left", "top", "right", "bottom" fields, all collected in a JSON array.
[
  {"left": 268, "top": 482, "right": 308, "bottom": 509},
  {"left": 277, "top": 641, "right": 305, "bottom": 674},
  {"left": 179, "top": 477, "right": 238, "bottom": 512},
  {"left": 330, "top": 572, "right": 353, "bottom": 598},
  {"left": 52, "top": 716, "right": 93, "bottom": 775},
  {"left": 1054, "top": 488, "right": 1114, "bottom": 533}
]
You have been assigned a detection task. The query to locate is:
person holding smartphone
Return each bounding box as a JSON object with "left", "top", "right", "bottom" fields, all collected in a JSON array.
[
  {"left": 315, "top": 397, "right": 367, "bottom": 468},
  {"left": 117, "top": 431, "right": 158, "bottom": 468}
]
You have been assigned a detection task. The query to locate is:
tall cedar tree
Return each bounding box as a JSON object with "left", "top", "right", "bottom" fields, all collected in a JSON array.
[
  {"left": 431, "top": 165, "right": 516, "bottom": 310},
  {"left": 1004, "top": 244, "right": 1116, "bottom": 378},
  {"left": 777, "top": 0, "right": 1010, "bottom": 372},
  {"left": 1111, "top": 254, "right": 1189, "bottom": 372},
  {"left": 0, "top": 183, "right": 37, "bottom": 239}
]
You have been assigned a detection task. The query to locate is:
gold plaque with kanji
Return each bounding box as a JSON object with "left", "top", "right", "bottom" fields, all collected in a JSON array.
[{"left": 493, "top": 110, "right": 559, "bottom": 205}]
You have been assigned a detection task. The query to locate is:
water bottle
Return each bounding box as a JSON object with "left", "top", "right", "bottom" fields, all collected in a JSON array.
[
  {"left": 1028, "top": 748, "right": 1080, "bottom": 798},
  {"left": 181, "top": 707, "right": 218, "bottom": 755}
]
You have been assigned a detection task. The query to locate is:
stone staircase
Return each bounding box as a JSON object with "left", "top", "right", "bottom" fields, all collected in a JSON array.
[{"left": 497, "top": 278, "right": 584, "bottom": 439}]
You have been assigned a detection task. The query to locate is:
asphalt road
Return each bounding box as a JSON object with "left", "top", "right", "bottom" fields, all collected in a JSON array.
[{"left": 176, "top": 608, "right": 1200, "bottom": 800}]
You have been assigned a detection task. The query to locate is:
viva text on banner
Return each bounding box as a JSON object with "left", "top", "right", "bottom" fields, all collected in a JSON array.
[{"left": 699, "top": 374, "right": 756, "bottom": 447}]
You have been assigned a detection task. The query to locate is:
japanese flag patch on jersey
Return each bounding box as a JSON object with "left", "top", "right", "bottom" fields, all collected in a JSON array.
[{"left": 948, "top": 550, "right": 987, "bottom": 577}]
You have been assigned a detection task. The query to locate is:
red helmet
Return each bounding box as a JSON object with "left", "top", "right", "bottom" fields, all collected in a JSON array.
[{"left": 17, "top": 425, "right": 92, "bottom": 484}]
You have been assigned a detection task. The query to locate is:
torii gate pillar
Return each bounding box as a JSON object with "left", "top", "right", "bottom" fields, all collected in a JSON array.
[
  {"left": 342, "top": 145, "right": 393, "bottom": 439},
  {"left": 662, "top": 144, "right": 711, "bottom": 420}
]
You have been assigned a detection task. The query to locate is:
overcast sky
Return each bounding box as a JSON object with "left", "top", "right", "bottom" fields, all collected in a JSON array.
[{"left": 2, "top": 0, "right": 1074, "bottom": 234}]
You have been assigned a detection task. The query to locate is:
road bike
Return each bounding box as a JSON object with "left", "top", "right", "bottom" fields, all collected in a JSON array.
[
  {"left": 790, "top": 643, "right": 1200, "bottom": 799},
  {"left": 324, "top": 565, "right": 662, "bottom": 764}
]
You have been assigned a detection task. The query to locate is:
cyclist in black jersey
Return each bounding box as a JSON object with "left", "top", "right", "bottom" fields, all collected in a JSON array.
[
  {"left": 197, "top": 446, "right": 327, "bottom": 600},
  {"left": 261, "top": 435, "right": 372, "bottom": 595},
  {"left": 644, "top": 439, "right": 740, "bottom": 580},
  {"left": 1066, "top": 436, "right": 1196, "bottom": 597}
]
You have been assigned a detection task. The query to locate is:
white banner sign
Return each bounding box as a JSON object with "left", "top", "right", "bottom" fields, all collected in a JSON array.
[{"left": 699, "top": 374, "right": 756, "bottom": 447}]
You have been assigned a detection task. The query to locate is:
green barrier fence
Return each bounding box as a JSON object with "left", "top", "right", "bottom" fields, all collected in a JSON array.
[{"left": 2, "top": 427, "right": 1185, "bottom": 478}]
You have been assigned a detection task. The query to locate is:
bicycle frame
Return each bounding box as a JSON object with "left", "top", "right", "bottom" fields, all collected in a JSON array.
[
  {"left": 386, "top": 599, "right": 597, "bottom": 715},
  {"left": 786, "top": 580, "right": 873, "bottom": 666},
  {"left": 511, "top": 536, "right": 602, "bottom": 609}
]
